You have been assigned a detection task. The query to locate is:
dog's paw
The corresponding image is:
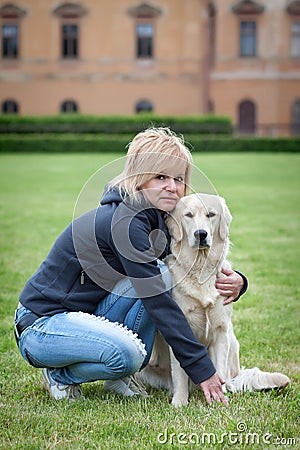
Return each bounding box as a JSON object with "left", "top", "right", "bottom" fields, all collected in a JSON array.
[{"left": 171, "top": 395, "right": 189, "bottom": 408}]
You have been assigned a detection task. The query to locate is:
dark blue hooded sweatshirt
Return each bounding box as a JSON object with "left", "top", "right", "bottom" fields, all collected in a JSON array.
[{"left": 20, "top": 187, "right": 222, "bottom": 384}]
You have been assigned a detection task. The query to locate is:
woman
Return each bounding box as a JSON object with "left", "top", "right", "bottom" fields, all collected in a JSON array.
[{"left": 14, "top": 127, "right": 247, "bottom": 405}]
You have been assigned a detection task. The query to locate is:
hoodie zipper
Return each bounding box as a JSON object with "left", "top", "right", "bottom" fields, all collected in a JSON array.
[{"left": 80, "top": 271, "right": 85, "bottom": 285}]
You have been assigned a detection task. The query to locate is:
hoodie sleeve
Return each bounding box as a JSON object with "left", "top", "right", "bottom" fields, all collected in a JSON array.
[
  {"left": 109, "top": 205, "right": 216, "bottom": 384},
  {"left": 233, "top": 270, "right": 248, "bottom": 301}
]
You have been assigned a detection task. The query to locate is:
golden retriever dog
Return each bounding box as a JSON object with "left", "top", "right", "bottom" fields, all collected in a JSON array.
[{"left": 138, "top": 193, "right": 290, "bottom": 407}]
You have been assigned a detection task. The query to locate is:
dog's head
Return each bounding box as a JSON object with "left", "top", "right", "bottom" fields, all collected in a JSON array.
[{"left": 165, "top": 193, "right": 232, "bottom": 250}]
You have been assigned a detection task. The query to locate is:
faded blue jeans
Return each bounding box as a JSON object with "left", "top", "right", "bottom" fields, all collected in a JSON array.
[{"left": 14, "top": 260, "right": 171, "bottom": 386}]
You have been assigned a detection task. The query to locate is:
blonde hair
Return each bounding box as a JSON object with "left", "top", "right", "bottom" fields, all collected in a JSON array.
[{"left": 112, "top": 127, "right": 192, "bottom": 196}]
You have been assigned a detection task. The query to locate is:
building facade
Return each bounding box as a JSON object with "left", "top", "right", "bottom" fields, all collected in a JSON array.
[{"left": 0, "top": 0, "right": 299, "bottom": 135}]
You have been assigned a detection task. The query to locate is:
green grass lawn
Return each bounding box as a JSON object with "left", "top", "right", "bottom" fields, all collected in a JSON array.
[{"left": 0, "top": 152, "right": 299, "bottom": 449}]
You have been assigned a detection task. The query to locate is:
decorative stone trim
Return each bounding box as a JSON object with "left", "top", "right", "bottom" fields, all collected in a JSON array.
[
  {"left": 52, "top": 2, "right": 88, "bottom": 18},
  {"left": 286, "top": 1, "right": 300, "bottom": 15},
  {"left": 0, "top": 3, "right": 27, "bottom": 18},
  {"left": 127, "top": 2, "right": 162, "bottom": 19},
  {"left": 232, "top": 0, "right": 264, "bottom": 15}
]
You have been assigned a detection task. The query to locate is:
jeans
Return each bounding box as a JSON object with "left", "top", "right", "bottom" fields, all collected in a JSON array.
[{"left": 14, "top": 260, "right": 171, "bottom": 386}]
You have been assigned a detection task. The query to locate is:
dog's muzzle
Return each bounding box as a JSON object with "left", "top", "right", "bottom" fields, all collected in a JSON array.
[{"left": 193, "top": 229, "right": 210, "bottom": 248}]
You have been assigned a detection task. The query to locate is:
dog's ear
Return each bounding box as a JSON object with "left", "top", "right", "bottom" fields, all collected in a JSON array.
[
  {"left": 165, "top": 212, "right": 183, "bottom": 243},
  {"left": 218, "top": 197, "right": 232, "bottom": 241}
]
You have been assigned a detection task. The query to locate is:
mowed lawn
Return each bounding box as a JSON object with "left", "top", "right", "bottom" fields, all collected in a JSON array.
[{"left": 0, "top": 152, "right": 299, "bottom": 449}]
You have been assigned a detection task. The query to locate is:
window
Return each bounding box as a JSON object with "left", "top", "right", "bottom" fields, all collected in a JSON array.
[
  {"left": 53, "top": 3, "right": 87, "bottom": 60},
  {"left": 240, "top": 21, "right": 256, "bottom": 57},
  {"left": 136, "top": 23, "right": 153, "bottom": 58},
  {"left": 135, "top": 99, "right": 153, "bottom": 113},
  {"left": 0, "top": 3, "right": 26, "bottom": 59},
  {"left": 127, "top": 3, "right": 162, "bottom": 60},
  {"left": 238, "top": 100, "right": 256, "bottom": 134},
  {"left": 291, "top": 99, "right": 300, "bottom": 135},
  {"left": 2, "top": 24, "right": 18, "bottom": 58},
  {"left": 291, "top": 22, "right": 300, "bottom": 57},
  {"left": 233, "top": 1, "right": 263, "bottom": 58},
  {"left": 62, "top": 24, "right": 78, "bottom": 58},
  {"left": 60, "top": 100, "right": 78, "bottom": 113},
  {"left": 2, "top": 99, "right": 19, "bottom": 113}
]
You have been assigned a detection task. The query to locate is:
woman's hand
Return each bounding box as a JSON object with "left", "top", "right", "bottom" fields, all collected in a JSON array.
[
  {"left": 200, "top": 373, "right": 228, "bottom": 405},
  {"left": 215, "top": 268, "right": 244, "bottom": 305}
]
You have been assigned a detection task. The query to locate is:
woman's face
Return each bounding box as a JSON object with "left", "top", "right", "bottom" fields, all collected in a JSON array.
[{"left": 140, "top": 170, "right": 186, "bottom": 212}]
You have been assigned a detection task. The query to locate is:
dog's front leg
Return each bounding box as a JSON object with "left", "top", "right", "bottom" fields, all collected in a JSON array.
[
  {"left": 170, "top": 349, "right": 190, "bottom": 407},
  {"left": 208, "top": 329, "right": 231, "bottom": 383}
]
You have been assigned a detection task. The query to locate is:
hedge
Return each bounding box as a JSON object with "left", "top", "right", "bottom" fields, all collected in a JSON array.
[
  {"left": 0, "top": 134, "right": 299, "bottom": 153},
  {"left": 0, "top": 134, "right": 130, "bottom": 153},
  {"left": 0, "top": 114, "right": 233, "bottom": 135}
]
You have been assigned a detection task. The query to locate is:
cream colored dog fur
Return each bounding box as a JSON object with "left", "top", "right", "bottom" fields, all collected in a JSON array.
[{"left": 138, "top": 193, "right": 290, "bottom": 407}]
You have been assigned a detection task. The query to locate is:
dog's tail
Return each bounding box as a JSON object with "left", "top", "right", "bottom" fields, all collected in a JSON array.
[{"left": 225, "top": 367, "right": 290, "bottom": 393}]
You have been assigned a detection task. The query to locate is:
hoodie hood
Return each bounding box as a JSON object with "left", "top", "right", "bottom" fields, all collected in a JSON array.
[
  {"left": 100, "top": 184, "right": 123, "bottom": 206},
  {"left": 100, "top": 184, "right": 152, "bottom": 212}
]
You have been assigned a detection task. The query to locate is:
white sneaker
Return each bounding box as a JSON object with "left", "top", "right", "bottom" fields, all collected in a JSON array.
[
  {"left": 104, "top": 375, "right": 148, "bottom": 397},
  {"left": 42, "top": 368, "right": 82, "bottom": 402}
]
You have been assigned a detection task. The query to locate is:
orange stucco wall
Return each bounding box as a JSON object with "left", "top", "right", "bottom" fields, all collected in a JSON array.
[{"left": 0, "top": 0, "right": 299, "bottom": 134}]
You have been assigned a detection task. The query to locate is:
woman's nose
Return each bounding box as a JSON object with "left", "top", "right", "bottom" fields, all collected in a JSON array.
[{"left": 165, "top": 177, "right": 176, "bottom": 192}]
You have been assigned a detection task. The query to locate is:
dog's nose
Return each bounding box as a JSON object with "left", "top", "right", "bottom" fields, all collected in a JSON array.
[{"left": 194, "top": 229, "right": 208, "bottom": 242}]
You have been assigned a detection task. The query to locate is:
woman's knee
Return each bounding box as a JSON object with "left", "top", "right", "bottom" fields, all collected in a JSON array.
[{"left": 104, "top": 327, "right": 147, "bottom": 377}]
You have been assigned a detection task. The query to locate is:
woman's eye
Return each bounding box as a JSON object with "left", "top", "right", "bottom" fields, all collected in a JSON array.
[
  {"left": 206, "top": 211, "right": 216, "bottom": 218},
  {"left": 175, "top": 176, "right": 184, "bottom": 183},
  {"left": 156, "top": 175, "right": 165, "bottom": 180},
  {"left": 185, "top": 211, "right": 194, "bottom": 218}
]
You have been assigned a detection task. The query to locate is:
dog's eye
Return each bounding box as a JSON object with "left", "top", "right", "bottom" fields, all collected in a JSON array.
[
  {"left": 185, "top": 212, "right": 194, "bottom": 218},
  {"left": 206, "top": 211, "right": 216, "bottom": 218}
]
